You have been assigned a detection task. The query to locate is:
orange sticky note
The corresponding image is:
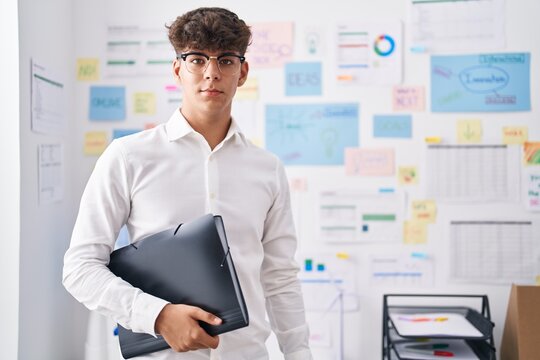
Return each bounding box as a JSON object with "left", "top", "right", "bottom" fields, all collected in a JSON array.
[
  {"left": 503, "top": 126, "right": 528, "bottom": 144},
  {"left": 84, "top": 131, "right": 108, "bottom": 156}
]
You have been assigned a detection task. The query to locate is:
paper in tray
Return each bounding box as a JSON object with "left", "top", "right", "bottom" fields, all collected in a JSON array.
[
  {"left": 393, "top": 338, "right": 479, "bottom": 360},
  {"left": 389, "top": 312, "right": 483, "bottom": 338}
]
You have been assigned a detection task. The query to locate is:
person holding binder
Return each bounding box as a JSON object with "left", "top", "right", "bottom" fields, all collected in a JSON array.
[{"left": 63, "top": 6, "right": 312, "bottom": 360}]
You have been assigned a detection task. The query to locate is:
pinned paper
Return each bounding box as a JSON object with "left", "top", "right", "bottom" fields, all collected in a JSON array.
[
  {"left": 373, "top": 115, "right": 412, "bottom": 138},
  {"left": 84, "top": 131, "right": 108, "bottom": 156},
  {"left": 249, "top": 22, "right": 294, "bottom": 68},
  {"left": 235, "top": 77, "right": 259, "bottom": 100},
  {"left": 285, "top": 62, "right": 322, "bottom": 96},
  {"left": 457, "top": 119, "right": 482, "bottom": 143},
  {"left": 403, "top": 221, "right": 428, "bottom": 244},
  {"left": 393, "top": 86, "right": 425, "bottom": 112},
  {"left": 89, "top": 86, "right": 126, "bottom": 121},
  {"left": 503, "top": 126, "right": 528, "bottom": 144},
  {"left": 411, "top": 200, "right": 437, "bottom": 224},
  {"left": 525, "top": 173, "right": 540, "bottom": 211},
  {"left": 345, "top": 148, "right": 395, "bottom": 176},
  {"left": 398, "top": 166, "right": 419, "bottom": 185},
  {"left": 77, "top": 58, "right": 99, "bottom": 81},
  {"left": 524, "top": 142, "right": 540, "bottom": 165},
  {"left": 133, "top": 92, "right": 156, "bottom": 115}
]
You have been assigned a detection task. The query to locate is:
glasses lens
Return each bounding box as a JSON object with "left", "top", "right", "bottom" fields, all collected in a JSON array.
[
  {"left": 183, "top": 54, "right": 242, "bottom": 75},
  {"left": 217, "top": 56, "right": 242, "bottom": 75}
]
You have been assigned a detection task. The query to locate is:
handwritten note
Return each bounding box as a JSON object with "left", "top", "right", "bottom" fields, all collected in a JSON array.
[
  {"left": 411, "top": 200, "right": 437, "bottom": 224},
  {"left": 345, "top": 148, "right": 394, "bottom": 176},
  {"left": 373, "top": 115, "right": 412, "bottom": 138},
  {"left": 393, "top": 86, "right": 425, "bottom": 111},
  {"left": 265, "top": 103, "right": 359, "bottom": 165},
  {"left": 503, "top": 126, "right": 528, "bottom": 144},
  {"left": 431, "top": 53, "right": 531, "bottom": 112},
  {"left": 525, "top": 173, "right": 540, "bottom": 211},
  {"left": 84, "top": 131, "right": 108, "bottom": 156},
  {"left": 133, "top": 92, "right": 156, "bottom": 115},
  {"left": 403, "top": 221, "right": 428, "bottom": 245},
  {"left": 77, "top": 58, "right": 99, "bottom": 81},
  {"left": 398, "top": 166, "right": 419, "bottom": 185},
  {"left": 457, "top": 119, "right": 482, "bottom": 143},
  {"left": 249, "top": 22, "right": 294, "bottom": 68},
  {"left": 524, "top": 142, "right": 540, "bottom": 165},
  {"left": 285, "top": 62, "right": 322, "bottom": 96},
  {"left": 89, "top": 86, "right": 125, "bottom": 121}
]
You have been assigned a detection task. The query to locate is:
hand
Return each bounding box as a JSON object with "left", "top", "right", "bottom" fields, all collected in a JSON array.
[{"left": 155, "top": 304, "right": 222, "bottom": 352}]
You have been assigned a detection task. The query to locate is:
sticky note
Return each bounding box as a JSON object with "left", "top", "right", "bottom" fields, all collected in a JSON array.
[
  {"left": 285, "top": 62, "right": 322, "bottom": 96},
  {"left": 536, "top": 275, "right": 540, "bottom": 286},
  {"left": 89, "top": 86, "right": 126, "bottom": 121},
  {"left": 403, "top": 221, "right": 428, "bottom": 245},
  {"left": 289, "top": 177, "right": 308, "bottom": 192},
  {"left": 236, "top": 77, "right": 259, "bottom": 100},
  {"left": 113, "top": 128, "right": 141, "bottom": 139},
  {"left": 133, "top": 92, "right": 156, "bottom": 115},
  {"left": 398, "top": 166, "right": 419, "bottom": 185},
  {"left": 393, "top": 86, "right": 425, "bottom": 112},
  {"left": 373, "top": 115, "right": 412, "bottom": 138},
  {"left": 411, "top": 200, "right": 437, "bottom": 224},
  {"left": 457, "top": 119, "right": 482, "bottom": 144},
  {"left": 425, "top": 137, "right": 442, "bottom": 144},
  {"left": 503, "top": 126, "right": 528, "bottom": 144},
  {"left": 84, "top": 131, "right": 108, "bottom": 156},
  {"left": 345, "top": 148, "right": 395, "bottom": 176},
  {"left": 77, "top": 58, "right": 99, "bottom": 81},
  {"left": 524, "top": 142, "right": 540, "bottom": 165}
]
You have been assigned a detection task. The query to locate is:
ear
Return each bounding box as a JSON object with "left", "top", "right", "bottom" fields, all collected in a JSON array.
[
  {"left": 237, "top": 61, "right": 249, "bottom": 87},
  {"left": 173, "top": 58, "right": 182, "bottom": 83}
]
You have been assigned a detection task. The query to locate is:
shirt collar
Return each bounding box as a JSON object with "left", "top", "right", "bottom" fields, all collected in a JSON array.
[{"left": 165, "top": 109, "right": 248, "bottom": 147}]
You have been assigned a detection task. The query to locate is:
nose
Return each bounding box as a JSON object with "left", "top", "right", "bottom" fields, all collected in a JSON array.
[{"left": 204, "top": 58, "right": 221, "bottom": 80}]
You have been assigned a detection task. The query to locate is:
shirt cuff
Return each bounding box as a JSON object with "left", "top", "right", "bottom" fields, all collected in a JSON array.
[
  {"left": 284, "top": 349, "right": 313, "bottom": 360},
  {"left": 131, "top": 292, "right": 170, "bottom": 337}
]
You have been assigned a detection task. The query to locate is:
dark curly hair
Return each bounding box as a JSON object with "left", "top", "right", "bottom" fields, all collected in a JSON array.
[{"left": 166, "top": 7, "right": 252, "bottom": 55}]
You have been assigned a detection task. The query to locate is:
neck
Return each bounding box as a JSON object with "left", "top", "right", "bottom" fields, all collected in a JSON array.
[{"left": 180, "top": 107, "right": 231, "bottom": 150}]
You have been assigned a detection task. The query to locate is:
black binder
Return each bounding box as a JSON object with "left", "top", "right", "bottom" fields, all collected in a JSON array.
[{"left": 107, "top": 214, "right": 249, "bottom": 359}]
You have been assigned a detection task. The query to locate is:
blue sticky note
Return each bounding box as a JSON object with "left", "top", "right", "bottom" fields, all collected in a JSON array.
[
  {"left": 89, "top": 86, "right": 126, "bottom": 120},
  {"left": 431, "top": 53, "right": 531, "bottom": 112},
  {"left": 373, "top": 115, "right": 412, "bottom": 138},
  {"left": 265, "top": 103, "right": 359, "bottom": 165},
  {"left": 112, "top": 128, "right": 141, "bottom": 139},
  {"left": 285, "top": 62, "right": 322, "bottom": 96}
]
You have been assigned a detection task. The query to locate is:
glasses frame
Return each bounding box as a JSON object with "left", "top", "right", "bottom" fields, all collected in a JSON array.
[{"left": 176, "top": 51, "right": 246, "bottom": 75}]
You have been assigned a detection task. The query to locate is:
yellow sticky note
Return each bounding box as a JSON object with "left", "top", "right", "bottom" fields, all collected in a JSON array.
[
  {"left": 411, "top": 200, "right": 437, "bottom": 224},
  {"left": 403, "top": 221, "right": 428, "bottom": 245},
  {"left": 398, "top": 166, "right": 419, "bottom": 185},
  {"left": 457, "top": 119, "right": 482, "bottom": 144},
  {"left": 503, "top": 126, "right": 528, "bottom": 144},
  {"left": 536, "top": 275, "right": 540, "bottom": 286},
  {"left": 425, "top": 136, "right": 442, "bottom": 144},
  {"left": 133, "top": 92, "right": 156, "bottom": 115},
  {"left": 84, "top": 131, "right": 108, "bottom": 156},
  {"left": 77, "top": 58, "right": 99, "bottom": 81},
  {"left": 235, "top": 77, "right": 259, "bottom": 100}
]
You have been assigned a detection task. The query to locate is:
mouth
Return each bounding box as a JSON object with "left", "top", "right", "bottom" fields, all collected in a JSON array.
[{"left": 201, "top": 88, "right": 223, "bottom": 95}]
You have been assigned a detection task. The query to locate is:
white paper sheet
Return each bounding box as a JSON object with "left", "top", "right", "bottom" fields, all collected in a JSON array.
[
  {"left": 390, "top": 312, "right": 483, "bottom": 338},
  {"left": 38, "top": 144, "right": 64, "bottom": 204},
  {"left": 31, "top": 59, "right": 65, "bottom": 135}
]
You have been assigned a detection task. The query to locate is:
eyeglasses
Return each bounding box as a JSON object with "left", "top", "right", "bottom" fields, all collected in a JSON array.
[{"left": 177, "top": 52, "right": 246, "bottom": 76}]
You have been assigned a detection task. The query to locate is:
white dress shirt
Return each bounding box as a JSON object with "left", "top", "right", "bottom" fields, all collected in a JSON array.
[{"left": 63, "top": 110, "right": 312, "bottom": 360}]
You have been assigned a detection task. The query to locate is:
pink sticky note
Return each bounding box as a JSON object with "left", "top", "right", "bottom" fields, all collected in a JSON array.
[
  {"left": 345, "top": 148, "right": 395, "bottom": 176},
  {"left": 392, "top": 86, "right": 425, "bottom": 112}
]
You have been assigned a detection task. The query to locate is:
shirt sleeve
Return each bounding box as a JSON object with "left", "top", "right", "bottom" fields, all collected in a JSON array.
[
  {"left": 62, "top": 140, "right": 168, "bottom": 337},
  {"left": 260, "top": 159, "right": 312, "bottom": 360}
]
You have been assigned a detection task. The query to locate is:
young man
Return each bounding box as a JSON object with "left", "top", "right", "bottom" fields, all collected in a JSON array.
[{"left": 63, "top": 7, "right": 312, "bottom": 360}]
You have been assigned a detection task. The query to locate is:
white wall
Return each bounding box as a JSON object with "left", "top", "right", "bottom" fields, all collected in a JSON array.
[
  {"left": 0, "top": 0, "right": 20, "bottom": 358},
  {"left": 17, "top": 0, "right": 87, "bottom": 358},
  {"left": 67, "top": 0, "right": 539, "bottom": 359}
]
